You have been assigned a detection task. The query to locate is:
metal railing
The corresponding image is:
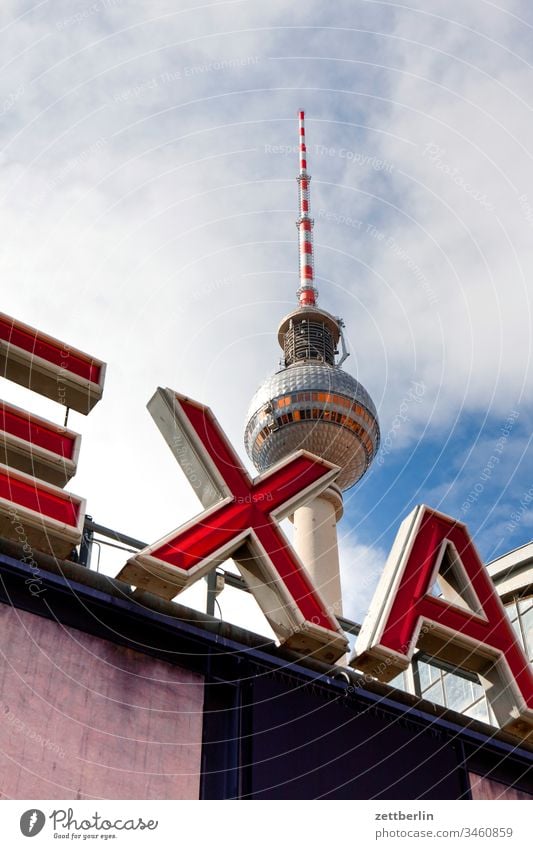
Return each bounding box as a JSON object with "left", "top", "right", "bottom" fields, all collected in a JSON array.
[{"left": 80, "top": 517, "right": 361, "bottom": 637}]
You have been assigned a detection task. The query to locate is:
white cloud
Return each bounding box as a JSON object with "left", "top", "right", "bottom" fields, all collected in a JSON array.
[{"left": 339, "top": 533, "right": 386, "bottom": 623}]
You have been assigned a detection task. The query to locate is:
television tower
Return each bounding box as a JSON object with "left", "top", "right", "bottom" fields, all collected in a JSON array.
[{"left": 244, "top": 111, "right": 380, "bottom": 618}]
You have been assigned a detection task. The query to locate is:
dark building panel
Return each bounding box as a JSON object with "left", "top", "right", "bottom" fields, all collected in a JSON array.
[{"left": 248, "top": 676, "right": 466, "bottom": 799}]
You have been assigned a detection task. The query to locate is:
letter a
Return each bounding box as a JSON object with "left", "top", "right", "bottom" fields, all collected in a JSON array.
[{"left": 350, "top": 505, "right": 533, "bottom": 738}]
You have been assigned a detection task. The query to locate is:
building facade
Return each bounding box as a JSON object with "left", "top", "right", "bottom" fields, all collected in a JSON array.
[{"left": 0, "top": 543, "right": 531, "bottom": 800}]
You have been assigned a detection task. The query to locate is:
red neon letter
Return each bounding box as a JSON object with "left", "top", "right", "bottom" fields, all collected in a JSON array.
[
  {"left": 118, "top": 388, "right": 347, "bottom": 663},
  {"left": 350, "top": 505, "right": 533, "bottom": 737}
]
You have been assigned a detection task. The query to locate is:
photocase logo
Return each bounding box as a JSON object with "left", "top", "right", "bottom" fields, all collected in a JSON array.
[{"left": 20, "top": 809, "right": 46, "bottom": 837}]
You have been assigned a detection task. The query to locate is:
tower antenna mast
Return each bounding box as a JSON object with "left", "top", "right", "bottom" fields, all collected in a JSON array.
[{"left": 297, "top": 111, "right": 318, "bottom": 308}]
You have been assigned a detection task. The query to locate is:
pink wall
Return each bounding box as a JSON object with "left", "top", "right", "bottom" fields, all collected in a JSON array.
[
  {"left": 469, "top": 773, "right": 532, "bottom": 800},
  {"left": 0, "top": 605, "right": 204, "bottom": 799}
]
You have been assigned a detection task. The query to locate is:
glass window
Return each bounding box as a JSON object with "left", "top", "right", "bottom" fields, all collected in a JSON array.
[
  {"left": 463, "top": 697, "right": 490, "bottom": 724},
  {"left": 511, "top": 616, "right": 524, "bottom": 648},
  {"left": 444, "top": 673, "right": 474, "bottom": 713},
  {"left": 518, "top": 597, "right": 533, "bottom": 615},
  {"left": 417, "top": 660, "right": 440, "bottom": 692},
  {"left": 424, "top": 678, "right": 445, "bottom": 706},
  {"left": 470, "top": 678, "right": 485, "bottom": 701},
  {"left": 417, "top": 662, "right": 429, "bottom": 692},
  {"left": 389, "top": 672, "right": 407, "bottom": 691},
  {"left": 505, "top": 600, "right": 518, "bottom": 622}
]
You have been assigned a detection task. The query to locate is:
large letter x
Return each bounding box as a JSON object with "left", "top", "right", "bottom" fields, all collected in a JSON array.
[{"left": 117, "top": 388, "right": 348, "bottom": 663}]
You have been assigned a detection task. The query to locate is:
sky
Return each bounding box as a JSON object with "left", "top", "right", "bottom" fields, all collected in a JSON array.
[{"left": 1, "top": 0, "right": 532, "bottom": 633}]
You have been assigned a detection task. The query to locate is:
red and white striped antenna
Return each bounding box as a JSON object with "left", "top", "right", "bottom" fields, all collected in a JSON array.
[{"left": 296, "top": 110, "right": 318, "bottom": 307}]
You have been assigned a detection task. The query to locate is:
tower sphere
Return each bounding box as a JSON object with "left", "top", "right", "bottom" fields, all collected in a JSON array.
[
  {"left": 245, "top": 310, "right": 380, "bottom": 491},
  {"left": 244, "top": 112, "right": 380, "bottom": 491}
]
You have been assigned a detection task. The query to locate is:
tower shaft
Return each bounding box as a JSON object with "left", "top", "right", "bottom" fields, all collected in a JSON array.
[{"left": 291, "top": 486, "right": 344, "bottom": 618}]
